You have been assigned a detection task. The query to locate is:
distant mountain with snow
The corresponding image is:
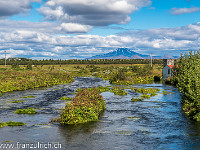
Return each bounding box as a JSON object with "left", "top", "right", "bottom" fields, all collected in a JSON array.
[
  {"left": 89, "top": 48, "right": 149, "bottom": 59},
  {"left": 89, "top": 48, "right": 179, "bottom": 59}
]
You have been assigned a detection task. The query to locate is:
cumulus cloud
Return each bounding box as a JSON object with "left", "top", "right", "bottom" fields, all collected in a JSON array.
[
  {"left": 0, "top": 20, "right": 200, "bottom": 59},
  {"left": 171, "top": 7, "right": 200, "bottom": 15},
  {"left": 38, "top": 0, "right": 151, "bottom": 26},
  {"left": 0, "top": 0, "right": 41, "bottom": 17},
  {"left": 60, "top": 23, "right": 92, "bottom": 33},
  {"left": 0, "top": 20, "right": 92, "bottom": 34}
]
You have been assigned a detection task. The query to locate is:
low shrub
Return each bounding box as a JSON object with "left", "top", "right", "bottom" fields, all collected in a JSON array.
[
  {"left": 132, "top": 87, "right": 160, "bottom": 95},
  {"left": 60, "top": 96, "right": 72, "bottom": 101},
  {"left": 26, "top": 64, "right": 32, "bottom": 70},
  {"left": 131, "top": 97, "right": 143, "bottom": 102},
  {"left": 58, "top": 88, "right": 106, "bottom": 125},
  {"left": 141, "top": 94, "right": 151, "bottom": 99},
  {"left": 110, "top": 87, "right": 127, "bottom": 95},
  {"left": 109, "top": 68, "right": 126, "bottom": 83}
]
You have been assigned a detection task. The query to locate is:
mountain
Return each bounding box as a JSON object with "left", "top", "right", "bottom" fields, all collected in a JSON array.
[
  {"left": 89, "top": 48, "right": 149, "bottom": 59},
  {"left": 89, "top": 48, "right": 179, "bottom": 59}
]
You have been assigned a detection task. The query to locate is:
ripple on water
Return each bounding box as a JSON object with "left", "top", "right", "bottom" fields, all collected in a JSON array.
[{"left": 0, "top": 78, "right": 199, "bottom": 150}]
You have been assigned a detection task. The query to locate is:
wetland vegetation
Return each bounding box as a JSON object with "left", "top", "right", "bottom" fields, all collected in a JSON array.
[
  {"left": 174, "top": 51, "right": 200, "bottom": 121},
  {"left": 14, "top": 107, "right": 37, "bottom": 114},
  {"left": 1, "top": 56, "right": 200, "bottom": 127},
  {"left": 57, "top": 88, "right": 106, "bottom": 125}
]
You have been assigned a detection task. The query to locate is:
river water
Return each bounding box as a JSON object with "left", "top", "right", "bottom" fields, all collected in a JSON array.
[{"left": 0, "top": 77, "right": 200, "bottom": 150}]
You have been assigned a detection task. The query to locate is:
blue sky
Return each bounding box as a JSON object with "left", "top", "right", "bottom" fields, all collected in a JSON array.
[{"left": 0, "top": 0, "right": 200, "bottom": 59}]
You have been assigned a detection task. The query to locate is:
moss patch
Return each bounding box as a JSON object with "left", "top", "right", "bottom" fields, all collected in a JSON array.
[
  {"left": 57, "top": 88, "right": 106, "bottom": 125},
  {"left": 6, "top": 121, "right": 26, "bottom": 126},
  {"left": 141, "top": 94, "right": 151, "bottom": 99},
  {"left": 0, "top": 121, "right": 26, "bottom": 128},
  {"left": 110, "top": 87, "right": 127, "bottom": 95},
  {"left": 131, "top": 97, "right": 143, "bottom": 102},
  {"left": 14, "top": 107, "right": 37, "bottom": 114},
  {"left": 0, "top": 121, "right": 7, "bottom": 128},
  {"left": 10, "top": 100, "right": 26, "bottom": 103},
  {"left": 60, "top": 96, "right": 72, "bottom": 101}
]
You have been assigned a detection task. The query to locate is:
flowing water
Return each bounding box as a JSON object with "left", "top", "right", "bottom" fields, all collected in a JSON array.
[{"left": 0, "top": 77, "right": 200, "bottom": 150}]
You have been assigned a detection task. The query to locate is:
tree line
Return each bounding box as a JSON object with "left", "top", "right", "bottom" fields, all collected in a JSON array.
[
  {"left": 175, "top": 51, "right": 200, "bottom": 121},
  {"left": 0, "top": 58, "right": 163, "bottom": 65}
]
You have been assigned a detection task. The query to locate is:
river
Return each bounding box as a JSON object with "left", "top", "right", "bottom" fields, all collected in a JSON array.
[{"left": 0, "top": 77, "right": 200, "bottom": 150}]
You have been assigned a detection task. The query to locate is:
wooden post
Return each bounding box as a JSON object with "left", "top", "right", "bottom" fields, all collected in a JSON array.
[
  {"left": 150, "top": 53, "right": 152, "bottom": 67},
  {"left": 5, "top": 50, "right": 6, "bottom": 67}
]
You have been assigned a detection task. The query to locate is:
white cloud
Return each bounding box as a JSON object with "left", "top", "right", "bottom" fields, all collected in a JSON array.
[
  {"left": 171, "top": 7, "right": 200, "bottom": 15},
  {"left": 0, "top": 0, "right": 41, "bottom": 17},
  {"left": 0, "top": 20, "right": 200, "bottom": 59},
  {"left": 60, "top": 23, "right": 92, "bottom": 33},
  {"left": 38, "top": 0, "right": 151, "bottom": 26}
]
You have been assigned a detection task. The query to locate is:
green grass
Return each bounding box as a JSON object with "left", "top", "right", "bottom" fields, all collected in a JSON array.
[
  {"left": 0, "top": 69, "right": 74, "bottom": 95},
  {"left": 141, "top": 94, "right": 151, "bottom": 99},
  {"left": 6, "top": 121, "right": 26, "bottom": 126},
  {"left": 57, "top": 88, "right": 106, "bottom": 125},
  {"left": 110, "top": 87, "right": 127, "bottom": 95},
  {"left": 60, "top": 96, "right": 72, "bottom": 101},
  {"left": 0, "top": 121, "right": 26, "bottom": 128},
  {"left": 162, "top": 91, "right": 173, "bottom": 95},
  {"left": 0, "top": 122, "right": 7, "bottom": 128},
  {"left": 132, "top": 87, "right": 160, "bottom": 94},
  {"left": 10, "top": 100, "right": 26, "bottom": 103},
  {"left": 131, "top": 97, "right": 143, "bottom": 102},
  {"left": 14, "top": 107, "right": 37, "bottom": 114}
]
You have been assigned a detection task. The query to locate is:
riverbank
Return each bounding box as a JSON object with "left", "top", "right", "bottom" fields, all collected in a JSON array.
[
  {"left": 0, "top": 64, "right": 162, "bottom": 96},
  {"left": 0, "top": 69, "right": 74, "bottom": 96},
  {"left": 0, "top": 77, "right": 199, "bottom": 150}
]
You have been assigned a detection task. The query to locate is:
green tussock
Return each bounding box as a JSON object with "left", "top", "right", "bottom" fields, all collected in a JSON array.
[
  {"left": 110, "top": 87, "right": 127, "bottom": 95},
  {"left": 141, "top": 94, "right": 151, "bottom": 99},
  {"left": 10, "top": 100, "right": 26, "bottom": 103},
  {"left": 131, "top": 97, "right": 143, "bottom": 102},
  {"left": 14, "top": 107, "right": 37, "bottom": 114},
  {"left": 57, "top": 88, "right": 106, "bottom": 125},
  {"left": 60, "top": 96, "right": 72, "bottom": 101},
  {"left": 132, "top": 87, "right": 160, "bottom": 94},
  {"left": 0, "top": 121, "right": 26, "bottom": 128},
  {"left": 162, "top": 91, "right": 172, "bottom": 95}
]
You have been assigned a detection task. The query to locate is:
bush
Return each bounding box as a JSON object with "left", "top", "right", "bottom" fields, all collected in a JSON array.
[
  {"left": 58, "top": 88, "right": 106, "bottom": 125},
  {"left": 109, "top": 68, "right": 126, "bottom": 83},
  {"left": 141, "top": 94, "right": 151, "bottom": 99},
  {"left": 131, "top": 97, "right": 143, "bottom": 102},
  {"left": 132, "top": 87, "right": 160, "bottom": 94},
  {"left": 11, "top": 64, "right": 20, "bottom": 69},
  {"left": 110, "top": 87, "right": 127, "bottom": 95},
  {"left": 60, "top": 96, "right": 72, "bottom": 101},
  {"left": 176, "top": 50, "right": 200, "bottom": 121},
  {"left": 26, "top": 64, "right": 32, "bottom": 70}
]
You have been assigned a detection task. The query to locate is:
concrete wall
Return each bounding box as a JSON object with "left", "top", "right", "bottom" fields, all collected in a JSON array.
[{"left": 162, "top": 66, "right": 172, "bottom": 80}]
